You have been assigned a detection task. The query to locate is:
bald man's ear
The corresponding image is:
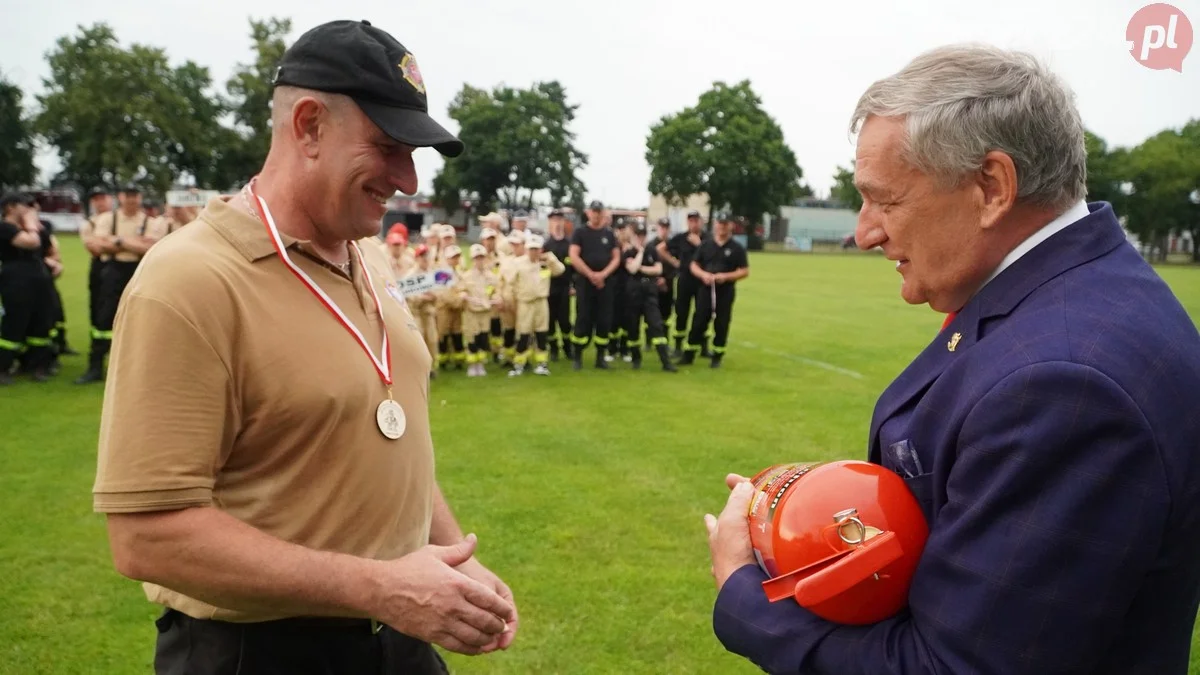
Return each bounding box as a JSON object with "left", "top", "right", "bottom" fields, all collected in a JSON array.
[{"left": 290, "top": 97, "right": 326, "bottom": 158}]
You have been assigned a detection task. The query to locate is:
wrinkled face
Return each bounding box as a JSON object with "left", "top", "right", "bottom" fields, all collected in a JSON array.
[
  {"left": 854, "top": 115, "right": 985, "bottom": 312},
  {"left": 314, "top": 100, "right": 417, "bottom": 241}
]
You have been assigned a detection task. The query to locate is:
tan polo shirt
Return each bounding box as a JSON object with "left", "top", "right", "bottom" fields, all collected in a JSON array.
[
  {"left": 92, "top": 196, "right": 436, "bottom": 622},
  {"left": 89, "top": 209, "right": 169, "bottom": 262}
]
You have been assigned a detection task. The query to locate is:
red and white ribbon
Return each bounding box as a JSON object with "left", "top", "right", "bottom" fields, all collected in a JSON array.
[{"left": 247, "top": 181, "right": 392, "bottom": 387}]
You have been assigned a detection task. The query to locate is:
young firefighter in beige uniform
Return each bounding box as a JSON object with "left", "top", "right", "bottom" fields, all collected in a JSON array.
[
  {"left": 402, "top": 244, "right": 439, "bottom": 379},
  {"left": 434, "top": 245, "right": 466, "bottom": 371},
  {"left": 478, "top": 227, "right": 504, "bottom": 359},
  {"left": 459, "top": 244, "right": 501, "bottom": 377},
  {"left": 497, "top": 230, "right": 525, "bottom": 365},
  {"left": 508, "top": 234, "right": 565, "bottom": 377}
]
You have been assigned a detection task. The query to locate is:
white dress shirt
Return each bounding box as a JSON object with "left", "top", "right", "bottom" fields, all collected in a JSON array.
[{"left": 977, "top": 199, "right": 1091, "bottom": 293}]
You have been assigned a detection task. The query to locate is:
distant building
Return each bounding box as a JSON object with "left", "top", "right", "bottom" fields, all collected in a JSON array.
[{"left": 646, "top": 193, "right": 711, "bottom": 235}]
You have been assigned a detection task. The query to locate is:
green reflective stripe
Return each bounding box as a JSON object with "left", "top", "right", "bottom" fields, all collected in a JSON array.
[
  {"left": 685, "top": 343, "right": 703, "bottom": 352},
  {"left": 0, "top": 338, "right": 24, "bottom": 352},
  {"left": 593, "top": 337, "right": 610, "bottom": 346},
  {"left": 48, "top": 328, "right": 60, "bottom": 338},
  {"left": 55, "top": 322, "right": 66, "bottom": 329},
  {"left": 91, "top": 327, "right": 113, "bottom": 340},
  {"left": 651, "top": 337, "right": 668, "bottom": 346},
  {"left": 712, "top": 346, "right": 727, "bottom": 354},
  {"left": 26, "top": 337, "right": 53, "bottom": 347},
  {"left": 570, "top": 335, "right": 590, "bottom": 345}
]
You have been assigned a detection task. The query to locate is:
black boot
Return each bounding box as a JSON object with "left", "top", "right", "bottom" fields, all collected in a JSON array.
[
  {"left": 630, "top": 347, "right": 642, "bottom": 370},
  {"left": 75, "top": 365, "right": 105, "bottom": 384},
  {"left": 573, "top": 347, "right": 583, "bottom": 371},
  {"left": 657, "top": 344, "right": 677, "bottom": 372},
  {"left": 677, "top": 350, "right": 696, "bottom": 366},
  {"left": 710, "top": 353, "right": 723, "bottom": 369},
  {"left": 672, "top": 336, "right": 683, "bottom": 358},
  {"left": 594, "top": 349, "right": 609, "bottom": 369},
  {"left": 549, "top": 341, "right": 560, "bottom": 362}
]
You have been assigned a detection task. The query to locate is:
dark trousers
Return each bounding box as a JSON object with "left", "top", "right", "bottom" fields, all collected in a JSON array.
[
  {"left": 89, "top": 260, "right": 139, "bottom": 369},
  {"left": 88, "top": 257, "right": 105, "bottom": 328},
  {"left": 609, "top": 278, "right": 627, "bottom": 354},
  {"left": 625, "top": 283, "right": 669, "bottom": 350},
  {"left": 49, "top": 282, "right": 67, "bottom": 354},
  {"left": 0, "top": 270, "right": 55, "bottom": 373},
  {"left": 154, "top": 609, "right": 450, "bottom": 675},
  {"left": 571, "top": 276, "right": 614, "bottom": 352},
  {"left": 548, "top": 287, "right": 571, "bottom": 349},
  {"left": 673, "top": 275, "right": 700, "bottom": 339},
  {"left": 658, "top": 278, "right": 674, "bottom": 326},
  {"left": 687, "top": 282, "right": 736, "bottom": 355}
]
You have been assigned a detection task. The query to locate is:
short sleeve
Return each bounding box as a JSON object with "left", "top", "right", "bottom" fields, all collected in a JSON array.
[
  {"left": 732, "top": 245, "right": 749, "bottom": 269},
  {"left": 570, "top": 228, "right": 583, "bottom": 246},
  {"left": 93, "top": 292, "right": 238, "bottom": 513}
]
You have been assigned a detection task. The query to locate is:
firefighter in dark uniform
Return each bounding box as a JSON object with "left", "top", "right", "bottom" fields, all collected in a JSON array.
[
  {"left": 543, "top": 208, "right": 574, "bottom": 361},
  {"left": 76, "top": 183, "right": 168, "bottom": 384},
  {"left": 80, "top": 186, "right": 114, "bottom": 361},
  {"left": 568, "top": 200, "right": 620, "bottom": 370},
  {"left": 679, "top": 213, "right": 750, "bottom": 368},
  {"left": 652, "top": 217, "right": 675, "bottom": 324},
  {"left": 607, "top": 218, "right": 632, "bottom": 363},
  {"left": 662, "top": 209, "right": 707, "bottom": 356},
  {"left": 623, "top": 221, "right": 677, "bottom": 372},
  {"left": 0, "top": 193, "right": 56, "bottom": 384}
]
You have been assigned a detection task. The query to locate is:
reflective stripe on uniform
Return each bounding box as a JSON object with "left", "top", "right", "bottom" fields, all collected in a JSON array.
[
  {"left": 26, "top": 337, "right": 53, "bottom": 347},
  {"left": 91, "top": 327, "right": 114, "bottom": 340},
  {"left": 0, "top": 338, "right": 25, "bottom": 352}
]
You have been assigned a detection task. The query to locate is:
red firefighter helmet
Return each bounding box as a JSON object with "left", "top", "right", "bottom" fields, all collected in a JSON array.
[{"left": 746, "top": 460, "right": 929, "bottom": 625}]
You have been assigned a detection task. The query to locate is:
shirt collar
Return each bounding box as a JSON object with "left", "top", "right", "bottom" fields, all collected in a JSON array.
[
  {"left": 977, "top": 199, "right": 1091, "bottom": 293},
  {"left": 201, "top": 195, "right": 303, "bottom": 262}
]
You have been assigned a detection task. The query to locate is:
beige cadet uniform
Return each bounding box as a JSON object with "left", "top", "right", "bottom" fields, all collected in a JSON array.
[
  {"left": 459, "top": 254, "right": 500, "bottom": 374},
  {"left": 92, "top": 196, "right": 435, "bottom": 623},
  {"left": 496, "top": 232, "right": 525, "bottom": 362},
  {"left": 511, "top": 248, "right": 565, "bottom": 369},
  {"left": 402, "top": 267, "right": 439, "bottom": 371},
  {"left": 433, "top": 246, "right": 465, "bottom": 369}
]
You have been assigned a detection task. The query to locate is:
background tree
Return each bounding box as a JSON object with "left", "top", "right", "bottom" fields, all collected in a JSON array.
[
  {"left": 0, "top": 75, "right": 37, "bottom": 190},
  {"left": 431, "top": 81, "right": 588, "bottom": 218},
  {"left": 645, "top": 80, "right": 805, "bottom": 248},
  {"left": 33, "top": 23, "right": 230, "bottom": 195},
  {"left": 221, "top": 17, "right": 292, "bottom": 189},
  {"left": 1122, "top": 120, "right": 1200, "bottom": 262},
  {"left": 830, "top": 161, "right": 863, "bottom": 211}
]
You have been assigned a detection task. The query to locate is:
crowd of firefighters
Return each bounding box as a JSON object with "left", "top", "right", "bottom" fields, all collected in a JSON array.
[
  {"left": 378, "top": 202, "right": 750, "bottom": 378},
  {"left": 0, "top": 186, "right": 749, "bottom": 386}
]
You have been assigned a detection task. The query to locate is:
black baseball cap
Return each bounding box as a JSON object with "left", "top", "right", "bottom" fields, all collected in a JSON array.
[
  {"left": 588, "top": 200, "right": 605, "bottom": 211},
  {"left": 548, "top": 208, "right": 564, "bottom": 218},
  {"left": 634, "top": 222, "right": 648, "bottom": 235},
  {"left": 687, "top": 210, "right": 701, "bottom": 218},
  {"left": 119, "top": 182, "right": 140, "bottom": 194},
  {"left": 656, "top": 217, "right": 670, "bottom": 226},
  {"left": 0, "top": 193, "right": 29, "bottom": 210},
  {"left": 272, "top": 20, "right": 464, "bottom": 158}
]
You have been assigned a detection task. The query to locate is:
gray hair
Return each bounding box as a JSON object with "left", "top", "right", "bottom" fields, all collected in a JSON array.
[{"left": 850, "top": 44, "right": 1087, "bottom": 212}]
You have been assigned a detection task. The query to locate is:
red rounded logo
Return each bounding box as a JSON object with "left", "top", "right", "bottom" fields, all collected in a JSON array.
[{"left": 1127, "top": 3, "right": 1193, "bottom": 72}]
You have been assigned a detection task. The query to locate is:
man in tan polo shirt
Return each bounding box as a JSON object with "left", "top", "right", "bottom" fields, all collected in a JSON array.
[{"left": 92, "top": 19, "right": 517, "bottom": 675}]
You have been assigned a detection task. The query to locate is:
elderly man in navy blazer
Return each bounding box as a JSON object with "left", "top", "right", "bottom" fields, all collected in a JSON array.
[{"left": 705, "top": 43, "right": 1200, "bottom": 675}]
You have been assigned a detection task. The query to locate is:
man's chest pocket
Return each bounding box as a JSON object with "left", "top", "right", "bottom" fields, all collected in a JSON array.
[{"left": 885, "top": 439, "right": 936, "bottom": 525}]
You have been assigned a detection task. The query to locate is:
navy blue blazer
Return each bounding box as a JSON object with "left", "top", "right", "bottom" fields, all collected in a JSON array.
[{"left": 713, "top": 203, "right": 1200, "bottom": 674}]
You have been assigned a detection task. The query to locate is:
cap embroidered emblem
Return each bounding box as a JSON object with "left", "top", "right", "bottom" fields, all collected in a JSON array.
[{"left": 398, "top": 53, "right": 426, "bottom": 94}]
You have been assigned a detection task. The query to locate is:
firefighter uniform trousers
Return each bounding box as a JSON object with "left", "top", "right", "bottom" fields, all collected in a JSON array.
[
  {"left": 571, "top": 277, "right": 614, "bottom": 357},
  {"left": 0, "top": 262, "right": 55, "bottom": 375},
  {"left": 88, "top": 260, "right": 139, "bottom": 371},
  {"left": 459, "top": 267, "right": 498, "bottom": 369},
  {"left": 625, "top": 276, "right": 675, "bottom": 370},
  {"left": 673, "top": 271, "right": 701, "bottom": 350},
  {"left": 608, "top": 268, "right": 628, "bottom": 358},
  {"left": 434, "top": 281, "right": 465, "bottom": 369},
  {"left": 497, "top": 256, "right": 520, "bottom": 364},
  {"left": 512, "top": 252, "right": 565, "bottom": 372},
  {"left": 687, "top": 282, "right": 736, "bottom": 358}
]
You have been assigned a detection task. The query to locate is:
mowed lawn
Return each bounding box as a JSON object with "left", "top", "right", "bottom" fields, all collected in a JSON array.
[{"left": 2, "top": 235, "right": 1199, "bottom": 675}]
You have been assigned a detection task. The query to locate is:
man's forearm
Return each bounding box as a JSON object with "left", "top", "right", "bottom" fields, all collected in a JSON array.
[
  {"left": 107, "top": 506, "right": 381, "bottom": 619},
  {"left": 429, "top": 483, "right": 465, "bottom": 546}
]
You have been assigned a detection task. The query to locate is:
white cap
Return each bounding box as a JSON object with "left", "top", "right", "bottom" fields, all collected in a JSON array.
[
  {"left": 443, "top": 244, "right": 462, "bottom": 258},
  {"left": 526, "top": 234, "right": 544, "bottom": 249},
  {"left": 420, "top": 225, "right": 434, "bottom": 238},
  {"left": 469, "top": 243, "right": 487, "bottom": 259},
  {"left": 439, "top": 224, "right": 456, "bottom": 238},
  {"left": 479, "top": 211, "right": 503, "bottom": 224},
  {"left": 507, "top": 230, "right": 526, "bottom": 245},
  {"left": 480, "top": 227, "right": 497, "bottom": 240}
]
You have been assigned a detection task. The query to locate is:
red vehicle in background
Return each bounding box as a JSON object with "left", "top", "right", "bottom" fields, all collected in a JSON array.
[{"left": 29, "top": 188, "right": 86, "bottom": 233}]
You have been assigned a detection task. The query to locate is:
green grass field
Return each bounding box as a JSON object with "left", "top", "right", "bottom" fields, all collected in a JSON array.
[{"left": 3, "top": 235, "right": 1199, "bottom": 674}]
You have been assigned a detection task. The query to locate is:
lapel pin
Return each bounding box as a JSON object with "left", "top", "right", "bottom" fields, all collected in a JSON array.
[{"left": 947, "top": 332, "right": 962, "bottom": 352}]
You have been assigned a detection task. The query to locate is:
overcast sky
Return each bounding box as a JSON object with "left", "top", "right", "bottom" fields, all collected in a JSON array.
[{"left": 3, "top": 0, "right": 1197, "bottom": 206}]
